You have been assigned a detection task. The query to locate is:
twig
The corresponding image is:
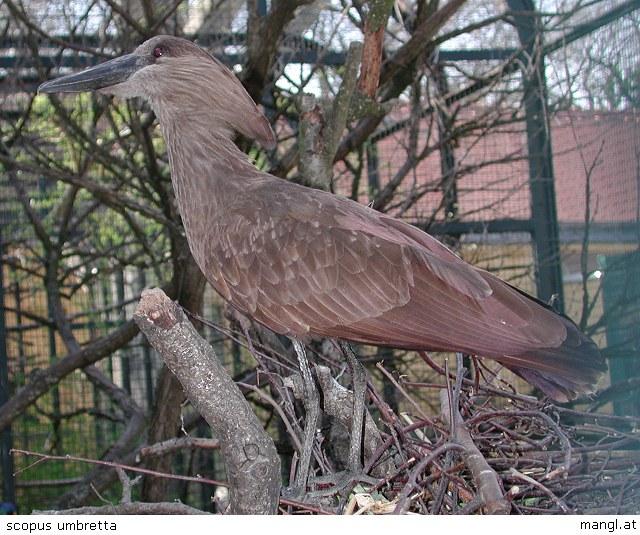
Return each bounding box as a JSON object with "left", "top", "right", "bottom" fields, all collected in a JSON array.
[
  {"left": 239, "top": 382, "right": 303, "bottom": 454},
  {"left": 139, "top": 437, "right": 220, "bottom": 458},
  {"left": 11, "top": 449, "right": 226, "bottom": 487},
  {"left": 468, "top": 410, "right": 572, "bottom": 477},
  {"left": 508, "top": 468, "right": 570, "bottom": 514},
  {"left": 393, "top": 442, "right": 465, "bottom": 514},
  {"left": 375, "top": 362, "right": 435, "bottom": 424}
]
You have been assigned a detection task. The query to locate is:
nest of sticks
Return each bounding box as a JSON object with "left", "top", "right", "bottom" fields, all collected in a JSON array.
[{"left": 278, "top": 347, "right": 640, "bottom": 515}]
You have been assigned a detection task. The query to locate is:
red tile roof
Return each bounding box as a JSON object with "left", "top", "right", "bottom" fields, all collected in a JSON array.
[{"left": 365, "top": 109, "right": 640, "bottom": 224}]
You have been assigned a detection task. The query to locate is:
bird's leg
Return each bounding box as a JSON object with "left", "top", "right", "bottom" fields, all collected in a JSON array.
[
  {"left": 292, "top": 339, "right": 320, "bottom": 491},
  {"left": 338, "top": 341, "right": 366, "bottom": 473}
]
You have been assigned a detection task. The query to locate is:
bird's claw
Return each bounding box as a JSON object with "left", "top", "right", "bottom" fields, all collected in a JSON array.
[{"left": 306, "top": 470, "right": 380, "bottom": 499}]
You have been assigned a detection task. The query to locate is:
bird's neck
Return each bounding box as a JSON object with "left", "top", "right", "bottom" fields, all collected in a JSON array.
[
  {"left": 159, "top": 109, "right": 263, "bottom": 200},
  {"left": 156, "top": 109, "right": 266, "bottom": 263}
]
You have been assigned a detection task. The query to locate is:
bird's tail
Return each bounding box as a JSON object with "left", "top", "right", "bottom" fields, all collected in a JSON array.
[{"left": 496, "top": 313, "right": 607, "bottom": 402}]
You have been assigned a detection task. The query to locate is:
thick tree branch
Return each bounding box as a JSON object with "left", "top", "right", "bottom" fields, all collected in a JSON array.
[
  {"left": 35, "top": 502, "right": 210, "bottom": 515},
  {"left": 440, "top": 390, "right": 510, "bottom": 514},
  {"left": 380, "top": 0, "right": 467, "bottom": 90},
  {"left": 298, "top": 42, "right": 363, "bottom": 190},
  {"left": 141, "top": 239, "right": 206, "bottom": 502},
  {"left": 334, "top": 0, "right": 468, "bottom": 162},
  {"left": 244, "top": 0, "right": 314, "bottom": 99},
  {"left": 358, "top": 0, "right": 393, "bottom": 98},
  {"left": 133, "top": 288, "right": 281, "bottom": 515}
]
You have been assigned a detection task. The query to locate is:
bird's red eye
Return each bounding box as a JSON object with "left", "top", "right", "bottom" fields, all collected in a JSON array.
[{"left": 153, "top": 46, "right": 164, "bottom": 58}]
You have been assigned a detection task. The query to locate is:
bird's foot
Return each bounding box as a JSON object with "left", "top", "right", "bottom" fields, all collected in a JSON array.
[
  {"left": 280, "top": 484, "right": 308, "bottom": 502},
  {"left": 282, "top": 470, "right": 379, "bottom": 508},
  {"left": 306, "top": 470, "right": 380, "bottom": 500}
]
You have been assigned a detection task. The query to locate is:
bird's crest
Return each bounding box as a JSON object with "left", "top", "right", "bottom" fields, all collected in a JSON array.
[{"left": 155, "top": 36, "right": 276, "bottom": 149}]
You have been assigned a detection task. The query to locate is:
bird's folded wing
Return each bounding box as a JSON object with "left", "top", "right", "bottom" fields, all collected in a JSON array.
[
  {"left": 207, "top": 188, "right": 605, "bottom": 401},
  {"left": 209, "top": 198, "right": 563, "bottom": 353}
]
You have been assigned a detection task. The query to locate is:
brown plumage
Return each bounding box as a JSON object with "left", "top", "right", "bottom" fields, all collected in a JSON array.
[{"left": 39, "top": 35, "right": 606, "bottom": 402}]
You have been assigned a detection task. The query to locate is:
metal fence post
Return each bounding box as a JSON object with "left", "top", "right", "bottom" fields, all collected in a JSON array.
[
  {"left": 508, "top": 0, "right": 565, "bottom": 312},
  {"left": 137, "top": 269, "right": 154, "bottom": 409},
  {"left": 116, "top": 269, "right": 131, "bottom": 394},
  {"left": 0, "top": 231, "right": 16, "bottom": 504}
]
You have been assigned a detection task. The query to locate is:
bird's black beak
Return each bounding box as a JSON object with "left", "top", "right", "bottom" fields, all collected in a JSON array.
[{"left": 38, "top": 53, "right": 150, "bottom": 93}]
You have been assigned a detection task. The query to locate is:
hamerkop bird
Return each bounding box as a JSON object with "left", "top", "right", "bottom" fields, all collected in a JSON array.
[{"left": 40, "top": 35, "right": 605, "bottom": 481}]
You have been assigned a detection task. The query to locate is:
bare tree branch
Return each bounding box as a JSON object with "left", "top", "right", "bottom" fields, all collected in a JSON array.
[
  {"left": 133, "top": 288, "right": 281, "bottom": 514},
  {"left": 34, "top": 502, "right": 211, "bottom": 515}
]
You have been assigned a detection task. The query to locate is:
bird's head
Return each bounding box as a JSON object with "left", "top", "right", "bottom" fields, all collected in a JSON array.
[{"left": 38, "top": 35, "right": 275, "bottom": 148}]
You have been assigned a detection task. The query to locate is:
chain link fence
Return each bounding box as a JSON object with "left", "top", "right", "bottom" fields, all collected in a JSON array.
[{"left": 1, "top": 1, "right": 638, "bottom": 513}]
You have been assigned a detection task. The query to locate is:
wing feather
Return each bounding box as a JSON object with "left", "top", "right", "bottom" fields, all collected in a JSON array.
[
  {"left": 210, "top": 190, "right": 556, "bottom": 348},
  {"left": 203, "top": 182, "right": 605, "bottom": 400}
]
